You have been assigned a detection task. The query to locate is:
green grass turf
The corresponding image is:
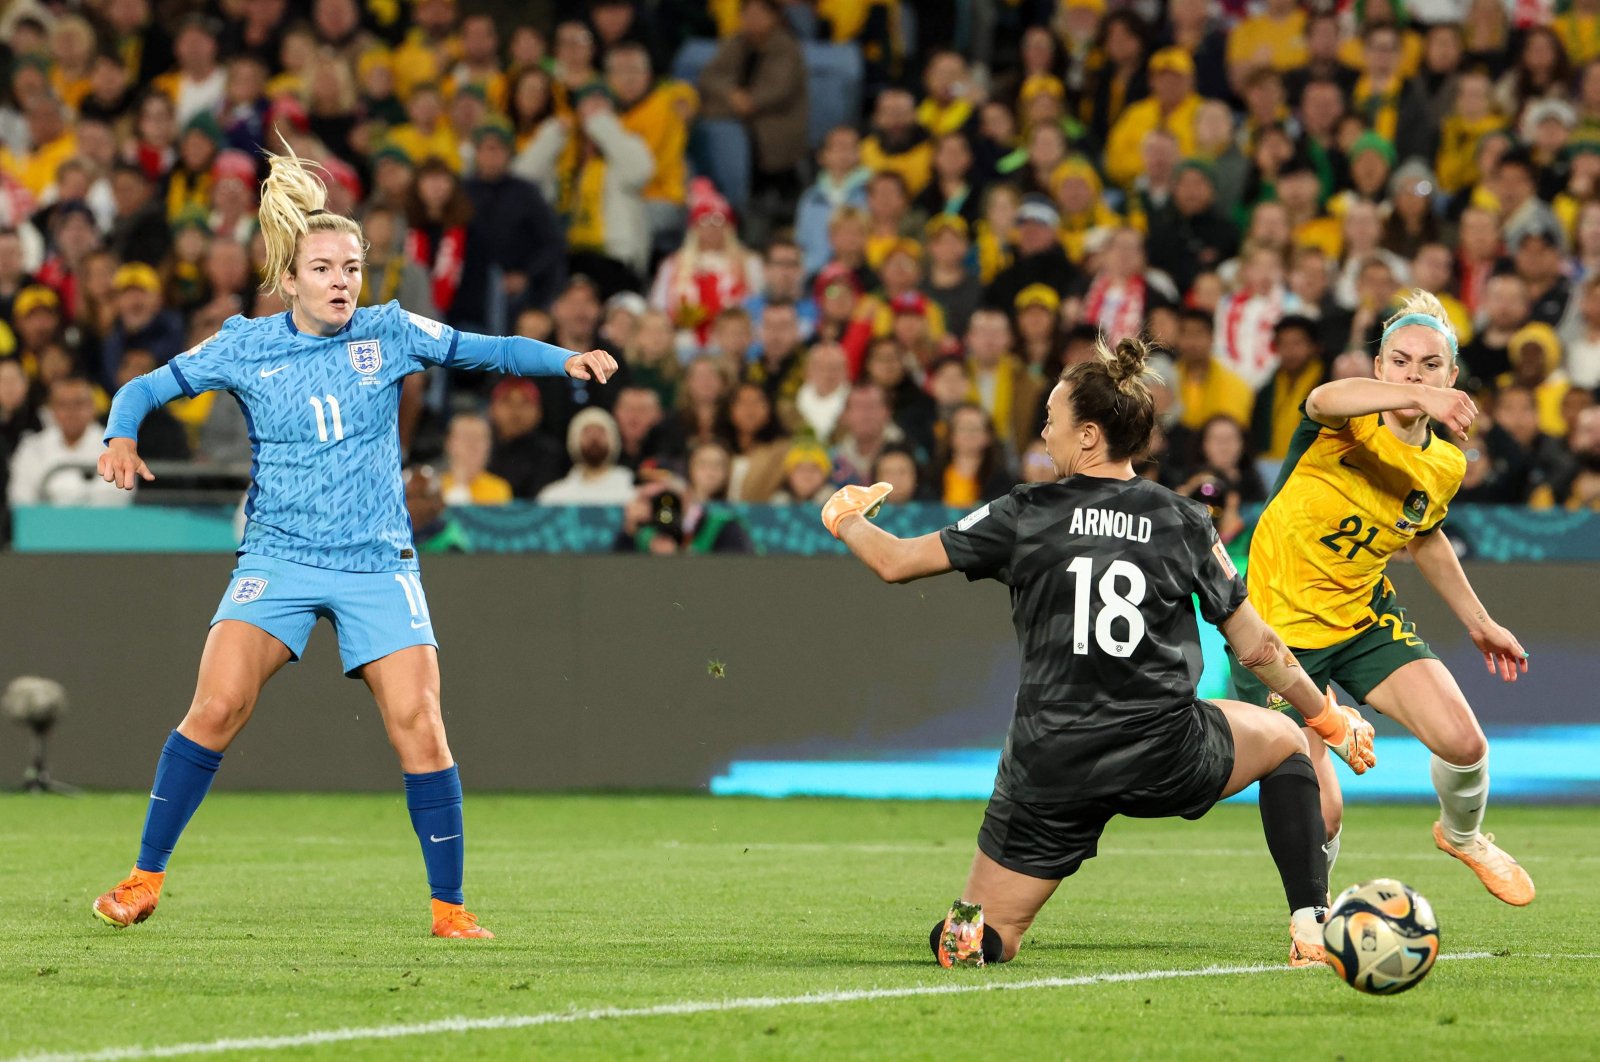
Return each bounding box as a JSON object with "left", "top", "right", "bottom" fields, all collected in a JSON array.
[{"left": 2, "top": 795, "right": 1597, "bottom": 1061}]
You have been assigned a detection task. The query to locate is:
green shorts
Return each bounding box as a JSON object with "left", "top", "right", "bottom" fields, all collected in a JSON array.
[{"left": 1229, "top": 581, "right": 1439, "bottom": 725}]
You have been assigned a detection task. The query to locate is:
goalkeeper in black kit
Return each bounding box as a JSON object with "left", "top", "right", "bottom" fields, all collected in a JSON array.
[{"left": 821, "top": 336, "right": 1378, "bottom": 968}]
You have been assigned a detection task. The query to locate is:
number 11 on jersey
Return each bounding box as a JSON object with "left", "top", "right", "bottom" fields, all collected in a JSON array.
[
  {"left": 308, "top": 394, "right": 345, "bottom": 442},
  {"left": 1065, "top": 556, "right": 1148, "bottom": 656}
]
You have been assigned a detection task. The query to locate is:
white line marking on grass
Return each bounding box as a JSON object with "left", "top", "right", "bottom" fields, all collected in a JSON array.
[
  {"left": 7, "top": 953, "right": 1504, "bottom": 1062},
  {"left": 666, "top": 842, "right": 1578, "bottom": 863}
]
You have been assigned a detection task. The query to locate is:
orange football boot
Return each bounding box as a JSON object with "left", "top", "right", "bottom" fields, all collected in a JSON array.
[
  {"left": 1433, "top": 823, "right": 1536, "bottom": 906},
  {"left": 936, "top": 900, "right": 987, "bottom": 967},
  {"left": 93, "top": 868, "right": 165, "bottom": 928},
  {"left": 431, "top": 899, "right": 495, "bottom": 938},
  {"left": 1289, "top": 910, "right": 1330, "bottom": 968}
]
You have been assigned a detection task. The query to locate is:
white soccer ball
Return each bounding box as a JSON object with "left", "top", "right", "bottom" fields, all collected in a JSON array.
[{"left": 1322, "top": 878, "right": 1441, "bottom": 995}]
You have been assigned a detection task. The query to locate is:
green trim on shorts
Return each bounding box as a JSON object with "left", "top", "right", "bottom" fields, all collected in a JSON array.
[{"left": 1229, "top": 580, "right": 1439, "bottom": 723}]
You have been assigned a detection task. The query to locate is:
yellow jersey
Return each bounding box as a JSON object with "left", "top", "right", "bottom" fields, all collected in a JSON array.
[{"left": 1248, "top": 410, "right": 1464, "bottom": 649}]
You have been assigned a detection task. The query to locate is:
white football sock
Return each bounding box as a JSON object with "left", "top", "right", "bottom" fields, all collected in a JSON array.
[
  {"left": 1431, "top": 752, "right": 1489, "bottom": 847},
  {"left": 1323, "top": 828, "right": 1342, "bottom": 878}
]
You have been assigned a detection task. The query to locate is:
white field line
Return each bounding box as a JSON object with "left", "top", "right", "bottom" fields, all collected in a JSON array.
[
  {"left": 6, "top": 953, "right": 1511, "bottom": 1062},
  {"left": 659, "top": 841, "right": 1583, "bottom": 863}
]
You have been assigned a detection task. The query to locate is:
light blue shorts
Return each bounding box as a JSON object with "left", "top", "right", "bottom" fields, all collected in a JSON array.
[{"left": 211, "top": 553, "right": 439, "bottom": 676}]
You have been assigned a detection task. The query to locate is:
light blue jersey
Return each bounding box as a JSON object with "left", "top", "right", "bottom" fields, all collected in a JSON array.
[{"left": 106, "top": 301, "right": 575, "bottom": 572}]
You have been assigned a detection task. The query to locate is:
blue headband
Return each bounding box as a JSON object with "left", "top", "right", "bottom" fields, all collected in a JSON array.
[{"left": 1381, "top": 313, "right": 1458, "bottom": 356}]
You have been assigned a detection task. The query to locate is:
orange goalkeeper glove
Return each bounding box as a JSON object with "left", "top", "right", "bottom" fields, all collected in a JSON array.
[
  {"left": 1301, "top": 686, "right": 1377, "bottom": 775},
  {"left": 822, "top": 481, "right": 894, "bottom": 537}
]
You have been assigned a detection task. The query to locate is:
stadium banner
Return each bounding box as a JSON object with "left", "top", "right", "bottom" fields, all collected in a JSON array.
[
  {"left": 14, "top": 502, "right": 1600, "bottom": 561},
  {"left": 0, "top": 555, "right": 1594, "bottom": 799}
]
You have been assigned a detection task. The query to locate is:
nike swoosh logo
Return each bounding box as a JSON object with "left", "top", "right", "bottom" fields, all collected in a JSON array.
[
  {"left": 411, "top": 619, "right": 430, "bottom": 629},
  {"left": 259, "top": 365, "right": 290, "bottom": 378},
  {"left": 150, "top": 793, "right": 167, "bottom": 802},
  {"left": 429, "top": 834, "right": 461, "bottom": 843}
]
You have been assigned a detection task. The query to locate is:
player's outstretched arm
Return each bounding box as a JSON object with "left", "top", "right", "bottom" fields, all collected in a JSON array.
[
  {"left": 98, "top": 437, "right": 155, "bottom": 489},
  {"left": 447, "top": 331, "right": 617, "bottom": 382},
  {"left": 1221, "top": 600, "right": 1377, "bottom": 773},
  {"left": 823, "top": 483, "right": 953, "bottom": 583},
  {"left": 1304, "top": 379, "right": 1477, "bottom": 439},
  {"left": 1408, "top": 530, "right": 1529, "bottom": 683},
  {"left": 97, "top": 366, "right": 190, "bottom": 489}
]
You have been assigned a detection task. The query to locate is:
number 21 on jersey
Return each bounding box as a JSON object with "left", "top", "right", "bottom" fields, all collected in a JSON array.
[{"left": 1065, "top": 556, "right": 1147, "bottom": 656}]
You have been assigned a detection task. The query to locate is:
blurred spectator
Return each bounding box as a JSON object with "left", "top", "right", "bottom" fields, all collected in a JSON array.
[
  {"left": 1487, "top": 383, "right": 1571, "bottom": 502},
  {"left": 661, "top": 354, "right": 728, "bottom": 458},
  {"left": 1085, "top": 228, "right": 1177, "bottom": 347},
  {"left": 1174, "top": 308, "right": 1253, "bottom": 432},
  {"left": 1511, "top": 224, "right": 1573, "bottom": 326},
  {"left": 743, "top": 300, "right": 807, "bottom": 405},
  {"left": 1147, "top": 162, "right": 1238, "bottom": 294},
  {"left": 404, "top": 464, "right": 471, "bottom": 553},
  {"left": 1105, "top": 48, "right": 1201, "bottom": 191},
  {"left": 486, "top": 379, "right": 567, "bottom": 500},
  {"left": 616, "top": 468, "right": 755, "bottom": 553},
  {"left": 537, "top": 407, "right": 636, "bottom": 505},
  {"left": 860, "top": 86, "right": 931, "bottom": 199},
  {"left": 404, "top": 157, "right": 474, "bottom": 319},
  {"left": 108, "top": 163, "right": 172, "bottom": 267},
  {"left": 507, "top": 66, "right": 556, "bottom": 152},
  {"left": 8, "top": 377, "right": 130, "bottom": 507},
  {"left": 540, "top": 276, "right": 625, "bottom": 440},
  {"left": 1462, "top": 273, "right": 1532, "bottom": 387},
  {"left": 931, "top": 403, "right": 1016, "bottom": 507},
  {"left": 515, "top": 86, "right": 654, "bottom": 285},
  {"left": 1501, "top": 323, "right": 1572, "bottom": 438},
  {"left": 1530, "top": 406, "right": 1600, "bottom": 510},
  {"left": 718, "top": 381, "right": 788, "bottom": 501},
  {"left": 157, "top": 15, "right": 227, "bottom": 128},
  {"left": 0, "top": 358, "right": 41, "bottom": 453},
  {"left": 985, "top": 195, "right": 1078, "bottom": 311},
  {"left": 1559, "top": 275, "right": 1600, "bottom": 389},
  {"left": 439, "top": 411, "right": 513, "bottom": 505},
  {"left": 830, "top": 383, "right": 904, "bottom": 487},
  {"left": 1184, "top": 415, "right": 1266, "bottom": 505},
  {"left": 1013, "top": 284, "right": 1065, "bottom": 379},
  {"left": 863, "top": 172, "right": 919, "bottom": 270},
  {"left": 784, "top": 340, "right": 850, "bottom": 441},
  {"left": 613, "top": 383, "right": 666, "bottom": 474},
  {"left": 458, "top": 121, "right": 566, "bottom": 332},
  {"left": 650, "top": 179, "right": 761, "bottom": 352},
  {"left": 1161, "top": 0, "right": 1231, "bottom": 102},
  {"left": 113, "top": 349, "right": 189, "bottom": 461},
  {"left": 797, "top": 127, "right": 870, "bottom": 276},
  {"left": 706, "top": 306, "right": 754, "bottom": 378},
  {"left": 1019, "top": 439, "right": 1058, "bottom": 485},
  {"left": 769, "top": 439, "right": 834, "bottom": 505},
  {"left": 1214, "top": 245, "right": 1287, "bottom": 391},
  {"left": 1383, "top": 162, "right": 1444, "bottom": 260},
  {"left": 964, "top": 307, "right": 1040, "bottom": 458},
  {"left": 608, "top": 41, "right": 696, "bottom": 250},
  {"left": 356, "top": 205, "right": 439, "bottom": 315},
  {"left": 745, "top": 238, "right": 816, "bottom": 339},
  {"left": 625, "top": 310, "right": 681, "bottom": 406},
  {"left": 697, "top": 0, "right": 808, "bottom": 211},
  {"left": 98, "top": 263, "right": 186, "bottom": 392},
  {"left": 1330, "top": 349, "right": 1374, "bottom": 382},
  {"left": 916, "top": 132, "right": 981, "bottom": 227},
  {"left": 872, "top": 444, "right": 922, "bottom": 502},
  {"left": 923, "top": 216, "right": 981, "bottom": 339},
  {"left": 1251, "top": 315, "right": 1325, "bottom": 461},
  {"left": 860, "top": 339, "right": 935, "bottom": 457}
]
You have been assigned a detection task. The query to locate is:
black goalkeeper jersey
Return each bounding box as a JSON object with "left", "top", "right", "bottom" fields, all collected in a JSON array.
[{"left": 939, "top": 474, "right": 1248, "bottom": 802}]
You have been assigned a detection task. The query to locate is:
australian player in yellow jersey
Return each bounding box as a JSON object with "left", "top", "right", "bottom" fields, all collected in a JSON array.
[{"left": 1233, "top": 290, "right": 1535, "bottom": 907}]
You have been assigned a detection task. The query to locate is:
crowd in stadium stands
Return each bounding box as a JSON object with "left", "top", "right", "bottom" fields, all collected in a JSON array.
[{"left": 6, "top": 0, "right": 1600, "bottom": 554}]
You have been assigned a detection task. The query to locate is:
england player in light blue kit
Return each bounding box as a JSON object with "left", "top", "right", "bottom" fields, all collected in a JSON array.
[{"left": 90, "top": 145, "right": 617, "bottom": 939}]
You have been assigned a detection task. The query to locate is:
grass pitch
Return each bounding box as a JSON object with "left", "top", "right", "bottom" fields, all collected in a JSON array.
[{"left": 2, "top": 795, "right": 1597, "bottom": 1061}]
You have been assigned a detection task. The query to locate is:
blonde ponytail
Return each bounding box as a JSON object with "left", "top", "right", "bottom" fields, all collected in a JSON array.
[{"left": 257, "top": 135, "right": 365, "bottom": 303}]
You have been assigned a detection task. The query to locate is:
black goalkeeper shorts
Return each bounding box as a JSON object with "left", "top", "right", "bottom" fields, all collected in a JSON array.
[{"left": 976, "top": 700, "right": 1236, "bottom": 880}]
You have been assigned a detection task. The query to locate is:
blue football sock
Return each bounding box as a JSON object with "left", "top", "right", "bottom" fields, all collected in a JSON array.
[
  {"left": 136, "top": 730, "right": 224, "bottom": 873},
  {"left": 404, "top": 765, "right": 465, "bottom": 905}
]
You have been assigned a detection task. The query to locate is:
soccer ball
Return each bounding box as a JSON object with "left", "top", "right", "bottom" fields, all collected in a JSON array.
[{"left": 1322, "top": 878, "right": 1440, "bottom": 995}]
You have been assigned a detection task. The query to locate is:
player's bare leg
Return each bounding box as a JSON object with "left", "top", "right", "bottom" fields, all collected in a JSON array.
[
  {"left": 1214, "top": 700, "right": 1331, "bottom": 966},
  {"left": 362, "top": 646, "right": 492, "bottom": 938},
  {"left": 935, "top": 849, "right": 1062, "bottom": 965},
  {"left": 1365, "top": 659, "right": 1533, "bottom": 906},
  {"left": 95, "top": 621, "right": 291, "bottom": 928}
]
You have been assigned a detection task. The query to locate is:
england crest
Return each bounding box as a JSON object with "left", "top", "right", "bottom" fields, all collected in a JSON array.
[
  {"left": 231, "top": 577, "right": 268, "bottom": 603},
  {"left": 348, "top": 339, "right": 382, "bottom": 375}
]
